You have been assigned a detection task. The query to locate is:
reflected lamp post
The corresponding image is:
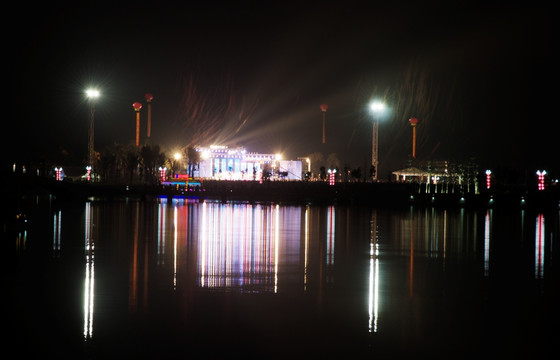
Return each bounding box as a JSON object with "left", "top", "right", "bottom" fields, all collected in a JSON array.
[
  {"left": 86, "top": 89, "right": 100, "bottom": 174},
  {"left": 369, "top": 101, "right": 386, "bottom": 181}
]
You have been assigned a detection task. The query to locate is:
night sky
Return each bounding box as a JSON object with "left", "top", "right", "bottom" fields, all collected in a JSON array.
[{"left": 9, "top": 2, "right": 557, "bottom": 178}]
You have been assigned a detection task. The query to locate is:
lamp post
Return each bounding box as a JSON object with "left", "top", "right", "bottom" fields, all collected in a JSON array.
[
  {"left": 86, "top": 89, "right": 100, "bottom": 174},
  {"left": 369, "top": 101, "right": 386, "bottom": 181}
]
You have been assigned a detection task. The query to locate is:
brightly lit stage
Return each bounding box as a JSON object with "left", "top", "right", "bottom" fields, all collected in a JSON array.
[{"left": 195, "top": 145, "right": 302, "bottom": 181}]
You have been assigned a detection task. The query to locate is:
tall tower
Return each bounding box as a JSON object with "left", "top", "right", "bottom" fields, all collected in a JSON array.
[
  {"left": 409, "top": 117, "right": 419, "bottom": 159},
  {"left": 320, "top": 104, "right": 328, "bottom": 144},
  {"left": 145, "top": 93, "right": 153, "bottom": 139},
  {"left": 133, "top": 102, "right": 143, "bottom": 146}
]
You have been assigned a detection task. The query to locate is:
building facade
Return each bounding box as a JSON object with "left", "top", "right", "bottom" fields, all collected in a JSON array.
[{"left": 195, "top": 145, "right": 302, "bottom": 181}]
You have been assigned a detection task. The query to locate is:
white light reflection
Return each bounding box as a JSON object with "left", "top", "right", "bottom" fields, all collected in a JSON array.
[
  {"left": 200, "top": 201, "right": 207, "bottom": 287},
  {"left": 129, "top": 203, "right": 139, "bottom": 312},
  {"left": 443, "top": 210, "right": 447, "bottom": 262},
  {"left": 484, "top": 209, "right": 492, "bottom": 277},
  {"left": 326, "top": 205, "right": 335, "bottom": 267},
  {"left": 83, "top": 202, "right": 95, "bottom": 339},
  {"left": 369, "top": 210, "right": 379, "bottom": 333},
  {"left": 197, "top": 202, "right": 295, "bottom": 292},
  {"left": 304, "top": 206, "right": 309, "bottom": 291},
  {"left": 157, "top": 197, "right": 167, "bottom": 265},
  {"left": 535, "top": 214, "right": 545, "bottom": 279},
  {"left": 53, "top": 210, "right": 61, "bottom": 256},
  {"left": 174, "top": 205, "right": 178, "bottom": 290},
  {"left": 369, "top": 242, "right": 379, "bottom": 333},
  {"left": 274, "top": 204, "right": 279, "bottom": 293}
]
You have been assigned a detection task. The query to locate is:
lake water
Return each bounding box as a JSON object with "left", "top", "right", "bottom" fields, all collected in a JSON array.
[{"left": 11, "top": 196, "right": 558, "bottom": 358}]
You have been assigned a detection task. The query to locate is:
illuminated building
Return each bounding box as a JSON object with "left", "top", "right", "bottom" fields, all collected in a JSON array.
[{"left": 195, "top": 145, "right": 302, "bottom": 180}]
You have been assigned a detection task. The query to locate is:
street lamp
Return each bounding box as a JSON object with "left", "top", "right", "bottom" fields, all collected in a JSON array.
[
  {"left": 369, "top": 100, "right": 386, "bottom": 181},
  {"left": 86, "top": 89, "right": 100, "bottom": 174}
]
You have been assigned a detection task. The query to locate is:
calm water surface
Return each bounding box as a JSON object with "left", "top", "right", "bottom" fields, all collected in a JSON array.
[{"left": 11, "top": 197, "right": 559, "bottom": 358}]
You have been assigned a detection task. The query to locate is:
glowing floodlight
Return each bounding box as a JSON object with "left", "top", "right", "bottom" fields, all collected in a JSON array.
[
  {"left": 369, "top": 100, "right": 386, "bottom": 181},
  {"left": 86, "top": 89, "right": 100, "bottom": 98},
  {"left": 370, "top": 101, "right": 385, "bottom": 113}
]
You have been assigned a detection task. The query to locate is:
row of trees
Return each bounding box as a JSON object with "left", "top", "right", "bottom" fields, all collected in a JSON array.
[
  {"left": 305, "top": 151, "right": 368, "bottom": 182},
  {"left": 94, "top": 142, "right": 200, "bottom": 185}
]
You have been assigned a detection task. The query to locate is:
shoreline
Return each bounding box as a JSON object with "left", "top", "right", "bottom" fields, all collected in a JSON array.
[{"left": 4, "top": 171, "right": 559, "bottom": 211}]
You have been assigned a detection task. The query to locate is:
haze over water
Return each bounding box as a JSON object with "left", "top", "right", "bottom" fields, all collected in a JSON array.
[{"left": 12, "top": 197, "right": 558, "bottom": 358}]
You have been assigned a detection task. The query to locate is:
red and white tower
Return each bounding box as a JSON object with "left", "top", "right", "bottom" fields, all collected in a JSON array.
[
  {"left": 320, "top": 104, "right": 328, "bottom": 144},
  {"left": 536, "top": 170, "right": 547, "bottom": 191},
  {"left": 409, "top": 117, "right": 419, "bottom": 159},
  {"left": 145, "top": 93, "right": 153, "bottom": 139},
  {"left": 133, "top": 102, "right": 143, "bottom": 146}
]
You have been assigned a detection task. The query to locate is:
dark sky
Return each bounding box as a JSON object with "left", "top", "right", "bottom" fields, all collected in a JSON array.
[{"left": 9, "top": 1, "right": 557, "bottom": 178}]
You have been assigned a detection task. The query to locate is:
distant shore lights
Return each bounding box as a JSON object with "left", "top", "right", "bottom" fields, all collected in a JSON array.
[
  {"left": 486, "top": 170, "right": 492, "bottom": 189},
  {"left": 86, "top": 166, "right": 92, "bottom": 181},
  {"left": 328, "top": 168, "right": 336, "bottom": 185},
  {"left": 159, "top": 166, "right": 167, "bottom": 183},
  {"left": 536, "top": 170, "right": 547, "bottom": 191},
  {"left": 54, "top": 167, "right": 63, "bottom": 181}
]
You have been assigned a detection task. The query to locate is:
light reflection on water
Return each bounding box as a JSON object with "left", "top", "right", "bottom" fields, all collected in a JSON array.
[
  {"left": 12, "top": 198, "right": 558, "bottom": 357},
  {"left": 535, "top": 213, "right": 545, "bottom": 279},
  {"left": 83, "top": 202, "right": 94, "bottom": 340},
  {"left": 198, "top": 202, "right": 285, "bottom": 291}
]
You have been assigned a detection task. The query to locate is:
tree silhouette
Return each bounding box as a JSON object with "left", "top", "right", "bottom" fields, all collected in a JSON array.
[{"left": 184, "top": 146, "right": 201, "bottom": 178}]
